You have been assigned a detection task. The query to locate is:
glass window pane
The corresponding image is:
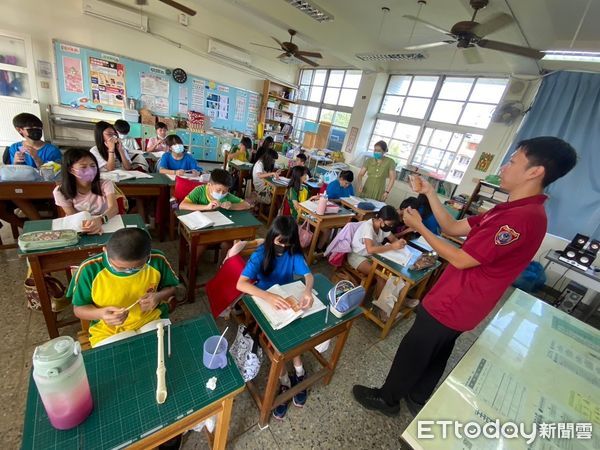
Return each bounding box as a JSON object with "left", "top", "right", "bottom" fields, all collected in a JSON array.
[
  {"left": 300, "top": 70, "right": 313, "bottom": 85},
  {"left": 374, "top": 119, "right": 395, "bottom": 137},
  {"left": 0, "top": 36, "right": 28, "bottom": 68},
  {"left": 448, "top": 133, "right": 464, "bottom": 152},
  {"left": 294, "top": 118, "right": 305, "bottom": 135},
  {"left": 0, "top": 70, "right": 30, "bottom": 99},
  {"left": 343, "top": 70, "right": 362, "bottom": 88},
  {"left": 323, "top": 87, "right": 340, "bottom": 104},
  {"left": 421, "top": 127, "right": 433, "bottom": 144},
  {"left": 393, "top": 123, "right": 420, "bottom": 142},
  {"left": 313, "top": 70, "right": 327, "bottom": 86},
  {"left": 429, "top": 129, "right": 453, "bottom": 149},
  {"left": 470, "top": 78, "right": 508, "bottom": 103},
  {"left": 338, "top": 88, "right": 357, "bottom": 107},
  {"left": 459, "top": 103, "right": 495, "bottom": 128},
  {"left": 369, "top": 134, "right": 387, "bottom": 151},
  {"left": 423, "top": 147, "right": 444, "bottom": 167},
  {"left": 408, "top": 76, "right": 439, "bottom": 97},
  {"left": 439, "top": 77, "right": 474, "bottom": 101},
  {"left": 389, "top": 139, "right": 414, "bottom": 160},
  {"left": 441, "top": 152, "right": 455, "bottom": 172},
  {"left": 298, "top": 85, "right": 309, "bottom": 101},
  {"left": 333, "top": 111, "right": 351, "bottom": 128},
  {"left": 381, "top": 95, "right": 404, "bottom": 115},
  {"left": 328, "top": 70, "right": 344, "bottom": 87},
  {"left": 413, "top": 145, "right": 427, "bottom": 164},
  {"left": 430, "top": 100, "right": 463, "bottom": 124},
  {"left": 387, "top": 75, "right": 411, "bottom": 95},
  {"left": 309, "top": 86, "right": 324, "bottom": 102},
  {"left": 401, "top": 97, "right": 430, "bottom": 119},
  {"left": 327, "top": 127, "right": 346, "bottom": 151},
  {"left": 459, "top": 133, "right": 483, "bottom": 157},
  {"left": 320, "top": 109, "right": 334, "bottom": 122},
  {"left": 302, "top": 106, "right": 319, "bottom": 121}
]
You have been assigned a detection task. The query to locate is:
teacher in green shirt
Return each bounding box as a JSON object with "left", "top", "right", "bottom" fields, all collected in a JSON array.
[{"left": 357, "top": 140, "right": 397, "bottom": 201}]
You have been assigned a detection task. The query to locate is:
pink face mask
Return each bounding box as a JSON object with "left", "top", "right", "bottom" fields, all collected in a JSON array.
[{"left": 72, "top": 167, "right": 97, "bottom": 183}]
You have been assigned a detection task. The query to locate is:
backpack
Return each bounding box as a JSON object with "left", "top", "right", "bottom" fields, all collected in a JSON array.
[{"left": 328, "top": 280, "right": 365, "bottom": 319}]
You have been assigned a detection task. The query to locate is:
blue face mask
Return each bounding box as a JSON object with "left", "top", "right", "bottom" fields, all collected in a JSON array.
[
  {"left": 373, "top": 152, "right": 383, "bottom": 160},
  {"left": 171, "top": 144, "right": 185, "bottom": 154},
  {"left": 106, "top": 253, "right": 148, "bottom": 275},
  {"left": 211, "top": 191, "right": 226, "bottom": 201}
]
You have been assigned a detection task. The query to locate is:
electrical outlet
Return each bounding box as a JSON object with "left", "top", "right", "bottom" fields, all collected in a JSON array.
[{"left": 178, "top": 13, "right": 189, "bottom": 26}]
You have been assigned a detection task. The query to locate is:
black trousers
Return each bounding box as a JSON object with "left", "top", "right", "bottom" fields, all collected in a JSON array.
[{"left": 380, "top": 305, "right": 462, "bottom": 405}]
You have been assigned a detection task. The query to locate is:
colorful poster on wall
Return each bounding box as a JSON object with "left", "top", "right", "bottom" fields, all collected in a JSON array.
[
  {"left": 345, "top": 126, "right": 359, "bottom": 153},
  {"left": 190, "top": 79, "right": 205, "bottom": 112},
  {"left": 89, "top": 57, "right": 126, "bottom": 108},
  {"left": 206, "top": 93, "right": 229, "bottom": 120},
  {"left": 475, "top": 152, "right": 494, "bottom": 172},
  {"left": 235, "top": 92, "right": 247, "bottom": 122},
  {"left": 63, "top": 56, "right": 83, "bottom": 93},
  {"left": 140, "top": 72, "right": 170, "bottom": 115}
]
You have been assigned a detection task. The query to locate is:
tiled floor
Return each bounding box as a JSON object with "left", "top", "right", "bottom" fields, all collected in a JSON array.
[{"left": 0, "top": 222, "right": 507, "bottom": 449}]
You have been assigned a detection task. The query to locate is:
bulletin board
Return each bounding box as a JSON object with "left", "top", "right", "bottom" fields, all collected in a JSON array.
[{"left": 52, "top": 40, "right": 260, "bottom": 134}]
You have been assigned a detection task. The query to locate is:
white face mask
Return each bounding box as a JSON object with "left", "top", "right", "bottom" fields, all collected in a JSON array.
[
  {"left": 171, "top": 144, "right": 185, "bottom": 154},
  {"left": 118, "top": 133, "right": 128, "bottom": 139}
]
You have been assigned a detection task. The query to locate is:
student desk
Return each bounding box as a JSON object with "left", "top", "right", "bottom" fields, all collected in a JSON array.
[
  {"left": 401, "top": 289, "right": 600, "bottom": 449},
  {"left": 339, "top": 198, "right": 382, "bottom": 221},
  {"left": 295, "top": 203, "right": 356, "bottom": 265},
  {"left": 177, "top": 210, "right": 261, "bottom": 303},
  {"left": 228, "top": 159, "right": 253, "bottom": 198},
  {"left": 17, "top": 214, "right": 146, "bottom": 339},
  {"left": 362, "top": 253, "right": 441, "bottom": 339},
  {"left": 241, "top": 274, "right": 363, "bottom": 428},
  {"left": 259, "top": 177, "right": 322, "bottom": 226},
  {"left": 22, "top": 315, "right": 245, "bottom": 450}
]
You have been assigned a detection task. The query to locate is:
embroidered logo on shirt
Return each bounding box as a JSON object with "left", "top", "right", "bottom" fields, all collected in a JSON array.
[{"left": 495, "top": 225, "right": 520, "bottom": 246}]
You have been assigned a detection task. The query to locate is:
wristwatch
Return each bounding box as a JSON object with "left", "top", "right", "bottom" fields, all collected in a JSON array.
[{"left": 101, "top": 214, "right": 109, "bottom": 224}]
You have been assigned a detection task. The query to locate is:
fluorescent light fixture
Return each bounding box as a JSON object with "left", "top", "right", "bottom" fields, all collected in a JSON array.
[
  {"left": 356, "top": 52, "right": 427, "bottom": 62},
  {"left": 543, "top": 50, "right": 600, "bottom": 62},
  {"left": 285, "top": 0, "right": 334, "bottom": 23}
]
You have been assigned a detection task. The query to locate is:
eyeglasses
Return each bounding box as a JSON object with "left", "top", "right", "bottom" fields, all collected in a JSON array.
[{"left": 106, "top": 254, "right": 150, "bottom": 274}]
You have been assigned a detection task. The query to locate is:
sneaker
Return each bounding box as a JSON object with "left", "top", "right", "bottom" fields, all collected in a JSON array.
[
  {"left": 291, "top": 373, "right": 308, "bottom": 407},
  {"left": 404, "top": 393, "right": 425, "bottom": 416},
  {"left": 272, "top": 385, "right": 291, "bottom": 420},
  {"left": 352, "top": 385, "right": 400, "bottom": 417}
]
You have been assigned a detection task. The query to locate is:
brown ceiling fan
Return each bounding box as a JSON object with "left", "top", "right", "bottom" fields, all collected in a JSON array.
[
  {"left": 135, "top": 0, "right": 196, "bottom": 16},
  {"left": 251, "top": 29, "right": 323, "bottom": 67},
  {"left": 403, "top": 0, "right": 543, "bottom": 63}
]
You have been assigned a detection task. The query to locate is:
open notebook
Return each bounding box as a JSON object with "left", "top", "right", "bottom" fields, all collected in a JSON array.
[
  {"left": 341, "top": 196, "right": 387, "bottom": 211},
  {"left": 380, "top": 244, "right": 422, "bottom": 267},
  {"left": 52, "top": 211, "right": 125, "bottom": 233},
  {"left": 251, "top": 280, "right": 326, "bottom": 330},
  {"left": 177, "top": 211, "right": 233, "bottom": 230},
  {"left": 100, "top": 169, "right": 153, "bottom": 182}
]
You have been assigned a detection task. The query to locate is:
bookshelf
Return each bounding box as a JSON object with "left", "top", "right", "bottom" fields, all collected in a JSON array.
[
  {"left": 457, "top": 180, "right": 509, "bottom": 219},
  {"left": 259, "top": 79, "right": 297, "bottom": 142}
]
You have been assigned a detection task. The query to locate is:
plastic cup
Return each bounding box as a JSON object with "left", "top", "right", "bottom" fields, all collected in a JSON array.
[{"left": 203, "top": 336, "right": 228, "bottom": 369}]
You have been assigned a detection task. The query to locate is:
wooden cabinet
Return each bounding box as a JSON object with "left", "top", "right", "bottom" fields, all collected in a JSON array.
[
  {"left": 259, "top": 79, "right": 297, "bottom": 142},
  {"left": 458, "top": 180, "right": 509, "bottom": 219}
]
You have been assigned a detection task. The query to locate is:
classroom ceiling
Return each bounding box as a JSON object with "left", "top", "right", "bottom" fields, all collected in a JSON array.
[{"left": 116, "top": 0, "right": 600, "bottom": 76}]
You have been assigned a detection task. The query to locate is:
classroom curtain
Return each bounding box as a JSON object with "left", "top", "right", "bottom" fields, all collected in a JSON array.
[{"left": 502, "top": 71, "right": 600, "bottom": 240}]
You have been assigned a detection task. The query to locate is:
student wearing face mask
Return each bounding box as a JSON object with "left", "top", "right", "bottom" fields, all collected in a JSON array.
[
  {"left": 158, "top": 135, "right": 203, "bottom": 176},
  {"left": 53, "top": 149, "right": 124, "bottom": 235},
  {"left": 179, "top": 169, "right": 251, "bottom": 212},
  {"left": 114, "top": 119, "right": 148, "bottom": 172},
  {"left": 68, "top": 228, "right": 179, "bottom": 348},
  {"left": 348, "top": 205, "right": 406, "bottom": 297},
  {"left": 90, "top": 121, "right": 133, "bottom": 172},
  {"left": 237, "top": 216, "right": 314, "bottom": 420},
  {"left": 357, "top": 140, "right": 397, "bottom": 201}
]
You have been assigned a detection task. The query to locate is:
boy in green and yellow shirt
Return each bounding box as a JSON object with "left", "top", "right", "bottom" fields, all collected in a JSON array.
[{"left": 180, "top": 169, "right": 251, "bottom": 211}]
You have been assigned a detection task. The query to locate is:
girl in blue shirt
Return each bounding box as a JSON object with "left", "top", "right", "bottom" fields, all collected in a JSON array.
[
  {"left": 237, "top": 216, "right": 314, "bottom": 420},
  {"left": 158, "top": 135, "right": 203, "bottom": 175}
]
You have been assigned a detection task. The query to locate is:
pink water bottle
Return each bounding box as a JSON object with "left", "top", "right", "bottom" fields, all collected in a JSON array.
[
  {"left": 32, "top": 336, "right": 93, "bottom": 430},
  {"left": 316, "top": 194, "right": 328, "bottom": 215}
]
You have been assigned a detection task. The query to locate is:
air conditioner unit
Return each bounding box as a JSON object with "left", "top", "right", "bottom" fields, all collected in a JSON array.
[
  {"left": 83, "top": 0, "right": 148, "bottom": 32},
  {"left": 208, "top": 39, "right": 252, "bottom": 66}
]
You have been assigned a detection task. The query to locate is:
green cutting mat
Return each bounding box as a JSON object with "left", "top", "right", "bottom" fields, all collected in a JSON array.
[
  {"left": 176, "top": 209, "right": 261, "bottom": 230},
  {"left": 242, "top": 274, "right": 363, "bottom": 354},
  {"left": 118, "top": 173, "right": 172, "bottom": 186},
  {"left": 22, "top": 315, "right": 244, "bottom": 450},
  {"left": 18, "top": 215, "right": 146, "bottom": 257},
  {"left": 373, "top": 253, "right": 441, "bottom": 284}
]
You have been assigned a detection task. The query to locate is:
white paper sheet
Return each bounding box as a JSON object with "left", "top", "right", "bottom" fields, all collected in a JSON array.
[
  {"left": 202, "top": 211, "right": 234, "bottom": 227},
  {"left": 177, "top": 211, "right": 233, "bottom": 230},
  {"left": 100, "top": 214, "right": 125, "bottom": 233},
  {"left": 52, "top": 212, "right": 125, "bottom": 234},
  {"left": 381, "top": 245, "right": 421, "bottom": 267}
]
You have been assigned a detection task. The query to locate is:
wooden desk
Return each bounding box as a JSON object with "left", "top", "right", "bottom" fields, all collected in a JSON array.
[
  {"left": 177, "top": 210, "right": 261, "bottom": 303},
  {"left": 242, "top": 274, "right": 363, "bottom": 428},
  {"left": 362, "top": 253, "right": 441, "bottom": 339},
  {"left": 22, "top": 315, "right": 245, "bottom": 450},
  {"left": 259, "top": 178, "right": 288, "bottom": 226},
  {"left": 401, "top": 289, "right": 600, "bottom": 449},
  {"left": 17, "top": 214, "right": 146, "bottom": 339},
  {"left": 339, "top": 198, "right": 381, "bottom": 221},
  {"left": 295, "top": 203, "right": 355, "bottom": 265},
  {"left": 228, "top": 160, "right": 253, "bottom": 198}
]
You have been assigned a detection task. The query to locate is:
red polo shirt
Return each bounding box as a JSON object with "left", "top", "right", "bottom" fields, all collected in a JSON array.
[{"left": 423, "top": 194, "right": 548, "bottom": 331}]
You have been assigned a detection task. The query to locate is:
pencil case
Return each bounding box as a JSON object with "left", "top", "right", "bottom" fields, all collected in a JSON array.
[{"left": 18, "top": 230, "right": 80, "bottom": 252}]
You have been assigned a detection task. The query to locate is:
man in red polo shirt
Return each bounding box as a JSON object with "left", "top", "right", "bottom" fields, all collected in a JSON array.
[{"left": 353, "top": 136, "right": 577, "bottom": 416}]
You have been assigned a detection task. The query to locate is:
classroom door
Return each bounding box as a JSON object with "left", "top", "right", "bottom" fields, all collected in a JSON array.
[{"left": 0, "top": 30, "right": 41, "bottom": 147}]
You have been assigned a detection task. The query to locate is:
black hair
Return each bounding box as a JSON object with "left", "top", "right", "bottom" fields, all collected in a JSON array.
[
  {"left": 262, "top": 136, "right": 274, "bottom": 149},
  {"left": 374, "top": 140, "right": 388, "bottom": 153},
  {"left": 13, "top": 113, "right": 43, "bottom": 129},
  {"left": 296, "top": 153, "right": 307, "bottom": 163},
  {"left": 416, "top": 194, "right": 433, "bottom": 219},
  {"left": 399, "top": 196, "right": 419, "bottom": 210},
  {"left": 155, "top": 121, "right": 168, "bottom": 130},
  {"left": 262, "top": 216, "right": 303, "bottom": 275},
  {"left": 165, "top": 134, "right": 183, "bottom": 147},
  {"left": 210, "top": 168, "right": 233, "bottom": 188},
  {"left": 251, "top": 136, "right": 275, "bottom": 164},
  {"left": 113, "top": 119, "right": 130, "bottom": 134},
  {"left": 376, "top": 205, "right": 399, "bottom": 224},
  {"left": 516, "top": 137, "right": 577, "bottom": 187},
  {"left": 339, "top": 170, "right": 354, "bottom": 182},
  {"left": 288, "top": 166, "right": 309, "bottom": 194},
  {"left": 240, "top": 136, "right": 252, "bottom": 149},
  {"left": 94, "top": 121, "right": 123, "bottom": 163},
  {"left": 106, "top": 228, "right": 152, "bottom": 261},
  {"left": 58, "top": 148, "right": 102, "bottom": 200},
  {"left": 256, "top": 148, "right": 277, "bottom": 172}
]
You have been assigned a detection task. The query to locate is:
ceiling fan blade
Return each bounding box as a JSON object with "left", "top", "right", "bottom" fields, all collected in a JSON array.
[
  {"left": 478, "top": 39, "right": 544, "bottom": 59},
  {"left": 462, "top": 46, "right": 483, "bottom": 64},
  {"left": 251, "top": 43, "right": 284, "bottom": 51},
  {"left": 271, "top": 36, "right": 284, "bottom": 47},
  {"left": 402, "top": 15, "right": 453, "bottom": 36},
  {"left": 472, "top": 13, "right": 513, "bottom": 37},
  {"left": 295, "top": 51, "right": 323, "bottom": 59},
  {"left": 295, "top": 54, "right": 319, "bottom": 67},
  {"left": 277, "top": 53, "right": 290, "bottom": 59},
  {"left": 405, "top": 40, "right": 455, "bottom": 50},
  {"left": 158, "top": 0, "right": 196, "bottom": 16}
]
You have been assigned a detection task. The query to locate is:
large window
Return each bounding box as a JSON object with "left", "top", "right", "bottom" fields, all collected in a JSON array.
[
  {"left": 370, "top": 75, "right": 508, "bottom": 183},
  {"left": 294, "top": 69, "right": 362, "bottom": 150}
]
